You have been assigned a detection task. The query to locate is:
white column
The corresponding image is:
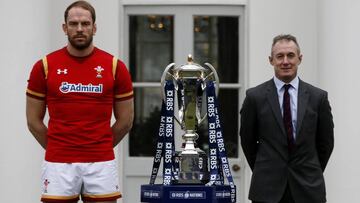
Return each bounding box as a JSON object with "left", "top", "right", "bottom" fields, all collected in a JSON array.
[
  {"left": 318, "top": 1, "right": 360, "bottom": 202},
  {"left": 0, "top": 0, "right": 50, "bottom": 202}
]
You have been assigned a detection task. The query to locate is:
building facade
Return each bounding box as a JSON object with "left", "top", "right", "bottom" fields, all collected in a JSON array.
[{"left": 0, "top": 0, "right": 359, "bottom": 202}]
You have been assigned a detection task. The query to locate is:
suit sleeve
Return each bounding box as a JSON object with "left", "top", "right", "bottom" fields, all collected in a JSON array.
[
  {"left": 316, "top": 92, "right": 334, "bottom": 171},
  {"left": 240, "top": 90, "right": 258, "bottom": 170}
]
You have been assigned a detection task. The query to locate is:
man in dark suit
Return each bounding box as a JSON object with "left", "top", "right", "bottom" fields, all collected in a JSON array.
[{"left": 240, "top": 34, "right": 334, "bottom": 203}]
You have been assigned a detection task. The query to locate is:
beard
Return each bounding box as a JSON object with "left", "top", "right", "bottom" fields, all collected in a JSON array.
[{"left": 68, "top": 34, "right": 93, "bottom": 50}]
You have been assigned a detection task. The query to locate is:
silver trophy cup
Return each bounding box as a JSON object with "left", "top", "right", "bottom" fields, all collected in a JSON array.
[{"left": 161, "top": 55, "right": 219, "bottom": 184}]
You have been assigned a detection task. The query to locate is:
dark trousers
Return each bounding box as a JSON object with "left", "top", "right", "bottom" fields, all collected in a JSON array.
[{"left": 252, "top": 184, "right": 295, "bottom": 203}]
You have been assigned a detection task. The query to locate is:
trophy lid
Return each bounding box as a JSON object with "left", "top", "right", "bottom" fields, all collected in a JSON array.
[{"left": 173, "top": 55, "right": 206, "bottom": 79}]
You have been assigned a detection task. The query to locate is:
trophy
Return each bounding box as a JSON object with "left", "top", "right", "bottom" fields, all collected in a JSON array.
[
  {"left": 141, "top": 55, "right": 236, "bottom": 203},
  {"left": 160, "top": 55, "right": 219, "bottom": 184}
]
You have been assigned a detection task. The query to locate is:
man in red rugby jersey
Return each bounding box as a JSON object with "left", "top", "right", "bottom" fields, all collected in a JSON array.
[{"left": 26, "top": 1, "right": 134, "bottom": 202}]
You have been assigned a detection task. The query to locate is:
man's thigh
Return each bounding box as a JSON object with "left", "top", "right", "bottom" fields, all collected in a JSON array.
[
  {"left": 41, "top": 161, "right": 82, "bottom": 202},
  {"left": 41, "top": 160, "right": 121, "bottom": 203},
  {"left": 252, "top": 183, "right": 295, "bottom": 203},
  {"left": 81, "top": 160, "right": 121, "bottom": 202}
]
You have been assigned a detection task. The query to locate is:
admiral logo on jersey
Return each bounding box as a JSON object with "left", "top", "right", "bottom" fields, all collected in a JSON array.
[{"left": 59, "top": 82, "right": 103, "bottom": 94}]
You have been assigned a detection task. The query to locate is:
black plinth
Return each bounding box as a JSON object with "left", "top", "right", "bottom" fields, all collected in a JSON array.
[{"left": 141, "top": 184, "right": 235, "bottom": 203}]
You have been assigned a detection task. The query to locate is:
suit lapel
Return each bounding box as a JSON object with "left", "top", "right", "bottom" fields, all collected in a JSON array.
[
  {"left": 265, "top": 80, "right": 286, "bottom": 136},
  {"left": 296, "top": 80, "right": 309, "bottom": 136}
]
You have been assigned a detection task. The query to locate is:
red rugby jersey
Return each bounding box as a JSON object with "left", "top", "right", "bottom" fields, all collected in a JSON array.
[{"left": 27, "top": 47, "right": 133, "bottom": 162}]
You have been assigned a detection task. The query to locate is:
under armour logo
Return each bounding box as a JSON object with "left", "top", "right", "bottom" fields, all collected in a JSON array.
[{"left": 57, "top": 69, "right": 68, "bottom": 74}]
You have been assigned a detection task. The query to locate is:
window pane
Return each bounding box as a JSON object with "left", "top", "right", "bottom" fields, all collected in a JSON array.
[
  {"left": 129, "top": 87, "right": 162, "bottom": 156},
  {"left": 194, "top": 16, "right": 239, "bottom": 157},
  {"left": 129, "top": 15, "right": 174, "bottom": 82},
  {"left": 129, "top": 15, "right": 173, "bottom": 156},
  {"left": 194, "top": 16, "right": 239, "bottom": 83}
]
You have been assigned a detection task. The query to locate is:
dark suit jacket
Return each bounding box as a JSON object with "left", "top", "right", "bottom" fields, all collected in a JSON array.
[{"left": 240, "top": 79, "right": 334, "bottom": 203}]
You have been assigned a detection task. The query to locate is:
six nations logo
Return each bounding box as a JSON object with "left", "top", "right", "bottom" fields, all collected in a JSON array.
[{"left": 59, "top": 82, "right": 103, "bottom": 94}]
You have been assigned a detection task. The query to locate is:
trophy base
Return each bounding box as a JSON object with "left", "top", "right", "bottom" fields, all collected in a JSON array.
[
  {"left": 140, "top": 184, "right": 235, "bottom": 203},
  {"left": 173, "top": 150, "right": 209, "bottom": 185},
  {"left": 176, "top": 172, "right": 206, "bottom": 184}
]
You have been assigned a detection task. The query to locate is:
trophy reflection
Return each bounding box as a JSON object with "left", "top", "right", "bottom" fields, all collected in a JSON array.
[{"left": 161, "top": 55, "right": 219, "bottom": 184}]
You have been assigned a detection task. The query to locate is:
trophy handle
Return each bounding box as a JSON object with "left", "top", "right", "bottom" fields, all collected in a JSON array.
[
  {"left": 204, "top": 62, "right": 220, "bottom": 96},
  {"left": 197, "top": 63, "right": 220, "bottom": 125},
  {"left": 160, "top": 63, "right": 182, "bottom": 126},
  {"left": 160, "top": 63, "right": 176, "bottom": 100}
]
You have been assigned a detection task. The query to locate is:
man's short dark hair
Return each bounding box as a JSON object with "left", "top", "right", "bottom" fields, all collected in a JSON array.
[
  {"left": 271, "top": 34, "right": 301, "bottom": 55},
  {"left": 64, "top": 1, "right": 96, "bottom": 23}
]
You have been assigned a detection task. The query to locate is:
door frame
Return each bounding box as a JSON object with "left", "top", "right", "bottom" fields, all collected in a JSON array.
[{"left": 118, "top": 2, "right": 250, "bottom": 203}]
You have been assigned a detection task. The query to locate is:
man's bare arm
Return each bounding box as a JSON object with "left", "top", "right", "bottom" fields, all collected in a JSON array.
[
  {"left": 112, "top": 98, "right": 134, "bottom": 147},
  {"left": 26, "top": 96, "right": 47, "bottom": 149}
]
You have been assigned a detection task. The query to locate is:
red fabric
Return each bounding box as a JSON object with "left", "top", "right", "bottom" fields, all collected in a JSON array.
[
  {"left": 40, "top": 197, "right": 79, "bottom": 203},
  {"left": 27, "top": 47, "right": 133, "bottom": 162},
  {"left": 82, "top": 194, "right": 122, "bottom": 202}
]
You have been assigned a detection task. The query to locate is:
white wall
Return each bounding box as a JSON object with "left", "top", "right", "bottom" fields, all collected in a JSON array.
[
  {"left": 248, "top": 0, "right": 318, "bottom": 86},
  {"left": 318, "top": 0, "right": 360, "bottom": 202},
  {"left": 0, "top": 0, "right": 49, "bottom": 202}
]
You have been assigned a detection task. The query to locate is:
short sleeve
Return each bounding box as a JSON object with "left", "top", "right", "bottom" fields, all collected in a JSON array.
[
  {"left": 26, "top": 60, "right": 47, "bottom": 100},
  {"left": 114, "top": 60, "right": 133, "bottom": 101}
]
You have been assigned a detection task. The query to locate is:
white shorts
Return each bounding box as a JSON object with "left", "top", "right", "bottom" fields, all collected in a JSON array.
[{"left": 40, "top": 160, "right": 121, "bottom": 202}]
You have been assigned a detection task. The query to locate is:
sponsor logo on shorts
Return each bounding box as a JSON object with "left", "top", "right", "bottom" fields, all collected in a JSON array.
[{"left": 59, "top": 82, "right": 103, "bottom": 94}]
